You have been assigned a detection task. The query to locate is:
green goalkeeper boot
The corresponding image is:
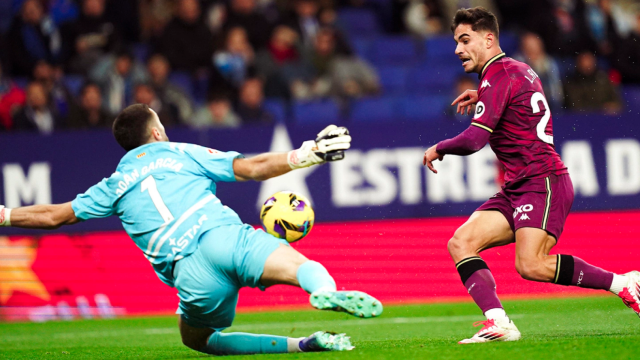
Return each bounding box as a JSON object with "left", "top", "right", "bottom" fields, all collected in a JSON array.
[{"left": 309, "top": 290, "right": 383, "bottom": 318}]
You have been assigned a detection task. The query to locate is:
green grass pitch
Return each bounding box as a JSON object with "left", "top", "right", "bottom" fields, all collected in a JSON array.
[{"left": 1, "top": 296, "right": 638, "bottom": 359}]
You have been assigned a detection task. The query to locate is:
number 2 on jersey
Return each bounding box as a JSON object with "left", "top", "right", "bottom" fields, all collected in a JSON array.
[
  {"left": 531, "top": 92, "right": 554, "bottom": 145},
  {"left": 141, "top": 176, "right": 175, "bottom": 223}
]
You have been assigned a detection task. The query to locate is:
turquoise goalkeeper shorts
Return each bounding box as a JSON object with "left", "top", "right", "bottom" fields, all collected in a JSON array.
[{"left": 173, "top": 224, "right": 288, "bottom": 330}]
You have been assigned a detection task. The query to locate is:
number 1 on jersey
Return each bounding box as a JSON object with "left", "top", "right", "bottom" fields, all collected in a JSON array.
[{"left": 141, "top": 176, "right": 175, "bottom": 223}]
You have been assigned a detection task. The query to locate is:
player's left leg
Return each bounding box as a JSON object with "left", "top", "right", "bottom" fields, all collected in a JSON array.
[{"left": 515, "top": 227, "right": 640, "bottom": 316}]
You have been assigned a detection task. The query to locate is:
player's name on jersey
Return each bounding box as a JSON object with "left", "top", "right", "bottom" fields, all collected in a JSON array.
[{"left": 114, "top": 157, "right": 184, "bottom": 196}]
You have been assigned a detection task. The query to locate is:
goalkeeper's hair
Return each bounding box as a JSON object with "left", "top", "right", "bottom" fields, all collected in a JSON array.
[
  {"left": 112, "top": 104, "right": 154, "bottom": 152},
  {"left": 451, "top": 7, "right": 499, "bottom": 39}
]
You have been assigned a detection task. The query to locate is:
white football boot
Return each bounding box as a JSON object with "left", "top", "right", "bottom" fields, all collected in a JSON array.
[
  {"left": 617, "top": 271, "right": 640, "bottom": 317},
  {"left": 458, "top": 317, "right": 521, "bottom": 344}
]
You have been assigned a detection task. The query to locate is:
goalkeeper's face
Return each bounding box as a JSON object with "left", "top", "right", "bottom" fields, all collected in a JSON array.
[{"left": 149, "top": 109, "right": 170, "bottom": 143}]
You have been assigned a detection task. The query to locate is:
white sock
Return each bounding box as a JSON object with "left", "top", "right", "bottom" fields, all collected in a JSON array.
[
  {"left": 609, "top": 274, "right": 628, "bottom": 295},
  {"left": 484, "top": 308, "right": 509, "bottom": 322},
  {"left": 287, "top": 337, "right": 305, "bottom": 353}
]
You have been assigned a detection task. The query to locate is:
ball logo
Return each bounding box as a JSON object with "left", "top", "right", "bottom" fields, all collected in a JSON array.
[{"left": 474, "top": 101, "right": 485, "bottom": 119}]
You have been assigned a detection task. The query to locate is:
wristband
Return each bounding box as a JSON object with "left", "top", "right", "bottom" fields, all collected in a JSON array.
[{"left": 0, "top": 207, "right": 11, "bottom": 226}]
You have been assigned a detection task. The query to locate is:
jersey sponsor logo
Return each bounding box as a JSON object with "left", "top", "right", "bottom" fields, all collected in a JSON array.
[
  {"left": 513, "top": 204, "right": 533, "bottom": 219},
  {"left": 473, "top": 101, "right": 486, "bottom": 119},
  {"left": 519, "top": 213, "right": 530, "bottom": 221},
  {"left": 136, "top": 152, "right": 146, "bottom": 159},
  {"left": 481, "top": 80, "right": 491, "bottom": 89}
]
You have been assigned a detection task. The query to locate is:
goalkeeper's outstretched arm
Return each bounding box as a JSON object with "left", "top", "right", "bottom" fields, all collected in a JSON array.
[
  {"left": 233, "top": 125, "right": 351, "bottom": 182},
  {"left": 0, "top": 202, "right": 79, "bottom": 229}
]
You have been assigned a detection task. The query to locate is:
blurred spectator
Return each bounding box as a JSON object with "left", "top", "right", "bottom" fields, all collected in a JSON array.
[
  {"left": 156, "top": 0, "right": 214, "bottom": 73},
  {"left": 551, "top": 0, "right": 598, "bottom": 56},
  {"left": 255, "top": 25, "right": 300, "bottom": 99},
  {"left": 564, "top": 52, "right": 621, "bottom": 114},
  {"left": 403, "top": 0, "right": 445, "bottom": 38},
  {"left": 0, "top": 64, "right": 26, "bottom": 131},
  {"left": 447, "top": 75, "right": 477, "bottom": 120},
  {"left": 13, "top": 81, "right": 63, "bottom": 134},
  {"left": 610, "top": 12, "right": 640, "bottom": 84},
  {"left": 190, "top": 92, "right": 241, "bottom": 128},
  {"left": 290, "top": 28, "right": 379, "bottom": 101},
  {"left": 283, "top": 0, "right": 320, "bottom": 47},
  {"left": 514, "top": 33, "right": 564, "bottom": 111},
  {"left": 60, "top": 0, "right": 121, "bottom": 75},
  {"left": 67, "top": 82, "right": 113, "bottom": 129},
  {"left": 7, "top": 0, "right": 63, "bottom": 76},
  {"left": 90, "top": 51, "right": 149, "bottom": 115},
  {"left": 236, "top": 77, "right": 275, "bottom": 124},
  {"left": 147, "top": 54, "right": 193, "bottom": 124},
  {"left": 32, "top": 60, "right": 75, "bottom": 119},
  {"left": 587, "top": 0, "right": 636, "bottom": 55},
  {"left": 213, "top": 27, "right": 255, "bottom": 88},
  {"left": 316, "top": 7, "right": 353, "bottom": 55},
  {"left": 140, "top": 0, "right": 174, "bottom": 40},
  {"left": 133, "top": 83, "right": 180, "bottom": 126},
  {"left": 224, "top": 0, "right": 272, "bottom": 50}
]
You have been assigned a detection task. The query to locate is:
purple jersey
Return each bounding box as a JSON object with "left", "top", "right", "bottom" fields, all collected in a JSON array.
[{"left": 472, "top": 53, "right": 568, "bottom": 186}]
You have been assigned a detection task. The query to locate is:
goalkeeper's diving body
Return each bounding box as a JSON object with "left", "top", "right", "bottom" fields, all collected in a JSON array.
[{"left": 0, "top": 104, "right": 383, "bottom": 355}]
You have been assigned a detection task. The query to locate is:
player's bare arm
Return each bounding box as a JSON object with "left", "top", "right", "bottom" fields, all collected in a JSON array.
[
  {"left": 0, "top": 202, "right": 79, "bottom": 229},
  {"left": 233, "top": 124, "right": 351, "bottom": 181}
]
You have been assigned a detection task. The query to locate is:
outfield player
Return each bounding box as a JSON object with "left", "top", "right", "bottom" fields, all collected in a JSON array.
[
  {"left": 423, "top": 7, "right": 640, "bottom": 344},
  {"left": 0, "top": 104, "right": 383, "bottom": 354}
]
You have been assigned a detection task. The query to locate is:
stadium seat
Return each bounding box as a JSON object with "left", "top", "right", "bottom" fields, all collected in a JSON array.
[
  {"left": 63, "top": 75, "right": 84, "bottom": 97},
  {"left": 337, "top": 9, "right": 381, "bottom": 36},
  {"left": 622, "top": 86, "right": 640, "bottom": 111},
  {"left": 406, "top": 66, "right": 459, "bottom": 94},
  {"left": 168, "top": 71, "right": 195, "bottom": 100},
  {"left": 500, "top": 32, "right": 519, "bottom": 56},
  {"left": 424, "top": 35, "right": 456, "bottom": 64},
  {"left": 349, "top": 97, "right": 397, "bottom": 123},
  {"left": 263, "top": 99, "right": 287, "bottom": 123},
  {"left": 377, "top": 66, "right": 409, "bottom": 94},
  {"left": 13, "top": 77, "right": 28, "bottom": 90},
  {"left": 292, "top": 100, "right": 340, "bottom": 124},
  {"left": 132, "top": 43, "right": 150, "bottom": 63},
  {"left": 371, "top": 36, "right": 420, "bottom": 66},
  {"left": 398, "top": 95, "right": 450, "bottom": 121},
  {"left": 350, "top": 38, "right": 374, "bottom": 61}
]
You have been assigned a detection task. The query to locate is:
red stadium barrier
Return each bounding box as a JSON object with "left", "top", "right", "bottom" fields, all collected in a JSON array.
[{"left": 1, "top": 211, "right": 638, "bottom": 322}]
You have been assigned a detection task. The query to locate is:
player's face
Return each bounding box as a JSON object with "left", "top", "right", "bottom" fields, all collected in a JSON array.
[{"left": 454, "top": 24, "right": 488, "bottom": 74}]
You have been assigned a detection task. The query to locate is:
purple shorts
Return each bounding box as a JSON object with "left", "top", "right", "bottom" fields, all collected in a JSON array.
[{"left": 477, "top": 174, "right": 574, "bottom": 240}]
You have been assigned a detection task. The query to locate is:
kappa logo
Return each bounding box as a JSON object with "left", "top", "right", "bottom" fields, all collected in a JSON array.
[
  {"left": 481, "top": 80, "right": 491, "bottom": 89},
  {"left": 513, "top": 204, "right": 534, "bottom": 219},
  {"left": 519, "top": 213, "right": 530, "bottom": 221}
]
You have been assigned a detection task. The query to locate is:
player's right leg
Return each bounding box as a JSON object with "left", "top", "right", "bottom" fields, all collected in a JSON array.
[
  {"left": 259, "top": 241, "right": 383, "bottom": 318},
  {"left": 448, "top": 208, "right": 521, "bottom": 344}
]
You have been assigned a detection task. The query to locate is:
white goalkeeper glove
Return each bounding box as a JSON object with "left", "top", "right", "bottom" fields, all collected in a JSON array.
[{"left": 288, "top": 125, "right": 351, "bottom": 169}]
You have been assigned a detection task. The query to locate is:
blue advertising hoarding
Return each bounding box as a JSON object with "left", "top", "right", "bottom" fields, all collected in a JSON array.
[{"left": 1, "top": 113, "right": 639, "bottom": 235}]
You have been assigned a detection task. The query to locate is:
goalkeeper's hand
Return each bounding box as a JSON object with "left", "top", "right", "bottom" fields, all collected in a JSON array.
[{"left": 288, "top": 125, "right": 351, "bottom": 169}]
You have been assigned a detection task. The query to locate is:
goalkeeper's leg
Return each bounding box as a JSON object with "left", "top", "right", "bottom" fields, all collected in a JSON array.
[{"left": 261, "top": 244, "right": 383, "bottom": 318}]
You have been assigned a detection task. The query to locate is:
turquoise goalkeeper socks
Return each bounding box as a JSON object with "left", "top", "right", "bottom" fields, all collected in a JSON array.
[
  {"left": 202, "top": 331, "right": 291, "bottom": 355},
  {"left": 297, "top": 260, "right": 337, "bottom": 294}
]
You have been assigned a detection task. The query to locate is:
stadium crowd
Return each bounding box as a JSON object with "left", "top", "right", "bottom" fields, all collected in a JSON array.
[{"left": 0, "top": 0, "right": 639, "bottom": 133}]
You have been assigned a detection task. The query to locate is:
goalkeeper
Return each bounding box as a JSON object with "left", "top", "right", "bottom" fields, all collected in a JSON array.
[{"left": 0, "top": 104, "right": 383, "bottom": 355}]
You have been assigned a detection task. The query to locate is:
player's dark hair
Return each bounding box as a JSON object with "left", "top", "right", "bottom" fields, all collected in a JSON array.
[
  {"left": 112, "top": 104, "right": 154, "bottom": 151},
  {"left": 451, "top": 7, "right": 499, "bottom": 39}
]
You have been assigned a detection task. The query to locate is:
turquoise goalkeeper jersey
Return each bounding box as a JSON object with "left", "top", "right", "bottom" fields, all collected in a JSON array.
[{"left": 71, "top": 142, "right": 244, "bottom": 287}]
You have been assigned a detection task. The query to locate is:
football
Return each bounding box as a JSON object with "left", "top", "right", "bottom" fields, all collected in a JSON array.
[{"left": 260, "top": 191, "right": 315, "bottom": 243}]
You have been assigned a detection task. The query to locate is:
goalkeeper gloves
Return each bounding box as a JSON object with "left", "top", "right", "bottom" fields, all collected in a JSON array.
[{"left": 288, "top": 125, "right": 351, "bottom": 169}]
